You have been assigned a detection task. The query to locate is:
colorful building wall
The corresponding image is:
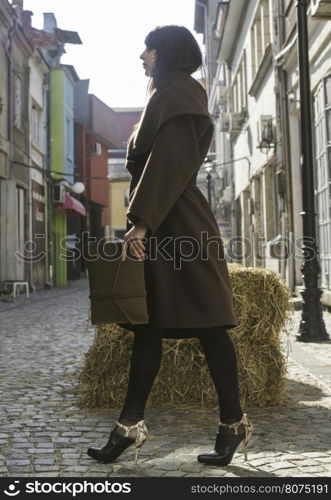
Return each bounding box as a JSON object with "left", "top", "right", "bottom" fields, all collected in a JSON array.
[
  {"left": 29, "top": 51, "right": 48, "bottom": 290},
  {"left": 109, "top": 179, "right": 130, "bottom": 236},
  {"left": 50, "top": 66, "right": 76, "bottom": 286},
  {"left": 50, "top": 69, "right": 64, "bottom": 181},
  {"left": 86, "top": 136, "right": 109, "bottom": 206}
]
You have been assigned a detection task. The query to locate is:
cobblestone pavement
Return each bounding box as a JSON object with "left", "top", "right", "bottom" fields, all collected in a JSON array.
[{"left": 0, "top": 279, "right": 330, "bottom": 478}]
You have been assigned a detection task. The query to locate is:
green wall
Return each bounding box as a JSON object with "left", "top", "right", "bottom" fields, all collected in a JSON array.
[
  {"left": 50, "top": 69, "right": 64, "bottom": 179},
  {"left": 53, "top": 210, "right": 67, "bottom": 287}
]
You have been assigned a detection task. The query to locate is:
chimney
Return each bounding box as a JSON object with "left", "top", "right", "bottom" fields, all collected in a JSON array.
[
  {"left": 12, "top": 0, "right": 24, "bottom": 23},
  {"left": 43, "top": 13, "right": 57, "bottom": 33},
  {"left": 22, "top": 10, "right": 33, "bottom": 34},
  {"left": 12, "top": 0, "right": 23, "bottom": 9}
]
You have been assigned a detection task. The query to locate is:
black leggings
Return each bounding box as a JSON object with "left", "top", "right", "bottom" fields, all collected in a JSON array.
[{"left": 119, "top": 326, "right": 243, "bottom": 425}]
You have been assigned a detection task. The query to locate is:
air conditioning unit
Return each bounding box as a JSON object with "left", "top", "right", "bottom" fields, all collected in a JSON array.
[
  {"left": 229, "top": 112, "right": 244, "bottom": 133},
  {"left": 52, "top": 184, "right": 65, "bottom": 204},
  {"left": 217, "top": 85, "right": 230, "bottom": 106},
  {"left": 219, "top": 112, "right": 230, "bottom": 132},
  {"left": 311, "top": 0, "right": 331, "bottom": 18},
  {"left": 90, "top": 143, "right": 102, "bottom": 155}
]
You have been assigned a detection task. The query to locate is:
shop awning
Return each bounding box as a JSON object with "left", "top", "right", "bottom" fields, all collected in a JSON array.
[{"left": 55, "top": 193, "right": 86, "bottom": 216}]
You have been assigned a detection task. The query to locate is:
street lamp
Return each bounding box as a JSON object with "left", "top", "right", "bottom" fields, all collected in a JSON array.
[
  {"left": 72, "top": 182, "right": 85, "bottom": 194},
  {"left": 295, "top": 0, "right": 329, "bottom": 341},
  {"left": 203, "top": 154, "right": 251, "bottom": 239}
]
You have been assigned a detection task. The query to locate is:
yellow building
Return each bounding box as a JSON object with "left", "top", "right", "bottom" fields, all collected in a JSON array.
[{"left": 106, "top": 107, "right": 143, "bottom": 239}]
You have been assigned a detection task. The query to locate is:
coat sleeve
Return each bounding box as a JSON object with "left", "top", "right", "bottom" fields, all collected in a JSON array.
[{"left": 126, "top": 114, "right": 202, "bottom": 234}]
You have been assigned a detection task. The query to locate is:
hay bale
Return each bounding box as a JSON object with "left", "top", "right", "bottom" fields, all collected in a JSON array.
[{"left": 76, "top": 264, "right": 293, "bottom": 410}]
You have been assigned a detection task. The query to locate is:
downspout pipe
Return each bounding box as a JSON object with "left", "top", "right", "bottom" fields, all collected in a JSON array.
[
  {"left": 273, "top": 0, "right": 296, "bottom": 292},
  {"left": 27, "top": 65, "right": 36, "bottom": 293},
  {"left": 5, "top": 18, "right": 19, "bottom": 179},
  {"left": 196, "top": 1, "right": 211, "bottom": 92},
  {"left": 44, "top": 71, "right": 54, "bottom": 288}
]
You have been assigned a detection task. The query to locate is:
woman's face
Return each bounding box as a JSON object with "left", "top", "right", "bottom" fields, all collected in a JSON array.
[{"left": 140, "top": 47, "right": 157, "bottom": 77}]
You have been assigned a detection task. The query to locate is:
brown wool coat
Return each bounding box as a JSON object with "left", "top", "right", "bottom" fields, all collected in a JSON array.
[{"left": 118, "top": 70, "right": 238, "bottom": 338}]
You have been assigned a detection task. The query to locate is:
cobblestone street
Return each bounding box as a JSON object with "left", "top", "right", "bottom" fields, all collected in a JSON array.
[{"left": 0, "top": 279, "right": 331, "bottom": 478}]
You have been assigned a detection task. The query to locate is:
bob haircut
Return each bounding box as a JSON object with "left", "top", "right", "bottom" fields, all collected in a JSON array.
[{"left": 145, "top": 25, "right": 203, "bottom": 87}]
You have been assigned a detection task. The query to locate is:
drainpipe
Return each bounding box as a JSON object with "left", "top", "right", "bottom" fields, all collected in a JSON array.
[
  {"left": 44, "top": 71, "right": 54, "bottom": 287},
  {"left": 28, "top": 176, "right": 36, "bottom": 291},
  {"left": 5, "top": 18, "right": 19, "bottom": 179},
  {"left": 27, "top": 65, "right": 36, "bottom": 293},
  {"left": 196, "top": 0, "right": 211, "bottom": 92},
  {"left": 274, "top": 0, "right": 299, "bottom": 293},
  {"left": 272, "top": 0, "right": 296, "bottom": 292},
  {"left": 280, "top": 69, "right": 295, "bottom": 292}
]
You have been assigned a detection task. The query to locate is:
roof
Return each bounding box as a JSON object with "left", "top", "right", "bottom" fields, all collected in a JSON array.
[
  {"left": 54, "top": 28, "right": 82, "bottom": 45},
  {"left": 87, "top": 94, "right": 121, "bottom": 148},
  {"left": 74, "top": 79, "right": 90, "bottom": 125}
]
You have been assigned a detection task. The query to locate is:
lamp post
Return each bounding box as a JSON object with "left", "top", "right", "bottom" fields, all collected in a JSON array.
[
  {"left": 205, "top": 166, "right": 213, "bottom": 205},
  {"left": 295, "top": 0, "right": 329, "bottom": 341},
  {"left": 203, "top": 155, "right": 251, "bottom": 240}
]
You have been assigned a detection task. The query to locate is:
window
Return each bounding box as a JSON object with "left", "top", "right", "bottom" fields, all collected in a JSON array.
[
  {"left": 66, "top": 115, "right": 74, "bottom": 163},
  {"left": 31, "top": 103, "right": 41, "bottom": 146},
  {"left": 313, "top": 75, "right": 331, "bottom": 289},
  {"left": 14, "top": 75, "right": 22, "bottom": 129},
  {"left": 250, "top": 0, "right": 271, "bottom": 80},
  {"left": 251, "top": 15, "right": 262, "bottom": 77},
  {"left": 325, "top": 76, "right": 331, "bottom": 145},
  {"left": 261, "top": 0, "right": 271, "bottom": 51},
  {"left": 282, "top": 0, "right": 297, "bottom": 42},
  {"left": 263, "top": 165, "right": 276, "bottom": 241},
  {"left": 231, "top": 51, "right": 247, "bottom": 113}
]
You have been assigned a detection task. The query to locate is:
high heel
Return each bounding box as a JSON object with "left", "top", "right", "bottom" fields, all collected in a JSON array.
[
  {"left": 197, "top": 413, "right": 253, "bottom": 466},
  {"left": 87, "top": 419, "right": 148, "bottom": 466}
]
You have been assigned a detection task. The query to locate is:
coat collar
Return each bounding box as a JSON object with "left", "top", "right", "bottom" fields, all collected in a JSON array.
[{"left": 128, "top": 70, "right": 211, "bottom": 159}]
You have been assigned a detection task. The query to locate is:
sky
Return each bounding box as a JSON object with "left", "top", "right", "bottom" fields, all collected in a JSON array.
[{"left": 22, "top": 0, "right": 204, "bottom": 109}]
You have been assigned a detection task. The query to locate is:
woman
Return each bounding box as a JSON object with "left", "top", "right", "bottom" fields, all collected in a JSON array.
[{"left": 87, "top": 25, "right": 253, "bottom": 468}]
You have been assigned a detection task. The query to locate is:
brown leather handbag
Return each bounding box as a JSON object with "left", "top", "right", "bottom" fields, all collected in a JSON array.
[{"left": 85, "top": 240, "right": 149, "bottom": 325}]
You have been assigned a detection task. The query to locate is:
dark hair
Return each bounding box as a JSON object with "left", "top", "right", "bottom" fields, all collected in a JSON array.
[{"left": 145, "top": 25, "right": 203, "bottom": 87}]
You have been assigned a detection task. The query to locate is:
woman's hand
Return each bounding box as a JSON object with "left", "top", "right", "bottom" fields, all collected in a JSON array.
[{"left": 121, "top": 220, "right": 148, "bottom": 262}]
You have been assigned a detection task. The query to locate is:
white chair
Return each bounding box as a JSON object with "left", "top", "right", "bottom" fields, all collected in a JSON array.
[{"left": 4, "top": 281, "right": 29, "bottom": 299}]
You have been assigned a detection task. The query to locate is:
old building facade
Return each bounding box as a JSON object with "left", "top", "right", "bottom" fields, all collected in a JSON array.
[
  {"left": 0, "top": 0, "right": 32, "bottom": 285},
  {"left": 195, "top": 0, "right": 331, "bottom": 305},
  {"left": 107, "top": 107, "right": 142, "bottom": 239},
  {"left": 0, "top": 0, "right": 124, "bottom": 293}
]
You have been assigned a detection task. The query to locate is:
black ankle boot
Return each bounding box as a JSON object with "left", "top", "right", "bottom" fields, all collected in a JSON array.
[
  {"left": 87, "top": 419, "right": 148, "bottom": 466},
  {"left": 197, "top": 413, "right": 253, "bottom": 466}
]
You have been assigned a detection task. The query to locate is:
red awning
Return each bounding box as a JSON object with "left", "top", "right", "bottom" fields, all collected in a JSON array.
[{"left": 55, "top": 193, "right": 86, "bottom": 216}]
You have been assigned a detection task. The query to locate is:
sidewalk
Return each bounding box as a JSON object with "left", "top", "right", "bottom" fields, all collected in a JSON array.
[
  {"left": 281, "top": 308, "right": 331, "bottom": 393},
  {"left": 0, "top": 278, "right": 330, "bottom": 478}
]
